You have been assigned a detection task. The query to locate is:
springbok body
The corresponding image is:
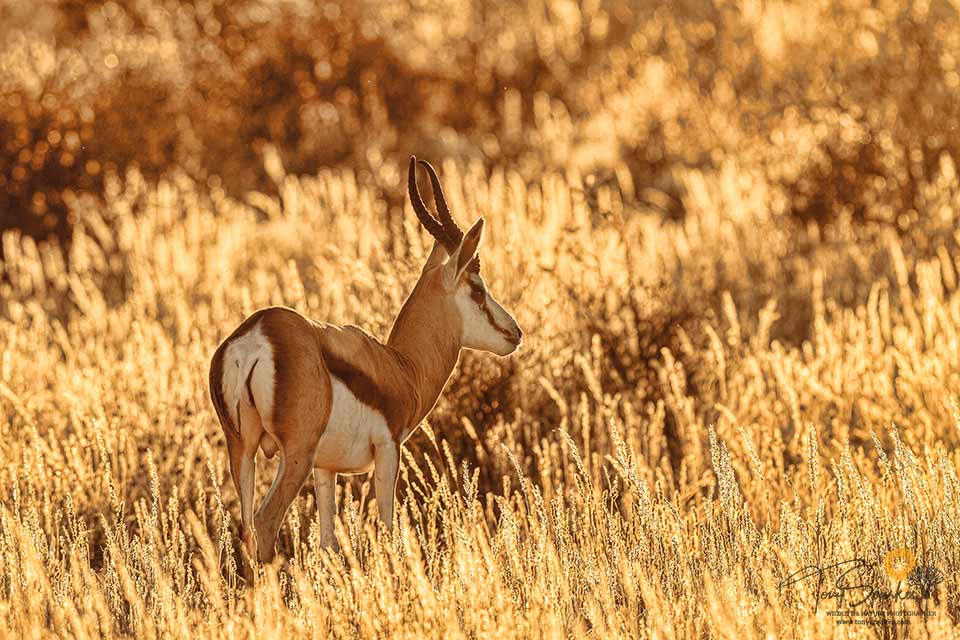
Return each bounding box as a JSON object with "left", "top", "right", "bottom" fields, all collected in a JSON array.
[{"left": 209, "top": 157, "right": 522, "bottom": 562}]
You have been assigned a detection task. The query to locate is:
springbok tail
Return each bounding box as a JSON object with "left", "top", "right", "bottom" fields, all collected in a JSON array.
[
  {"left": 227, "top": 356, "right": 260, "bottom": 432},
  {"left": 234, "top": 359, "right": 259, "bottom": 434}
]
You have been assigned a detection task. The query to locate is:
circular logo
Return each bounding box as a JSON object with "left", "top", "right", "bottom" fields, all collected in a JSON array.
[{"left": 883, "top": 548, "right": 916, "bottom": 581}]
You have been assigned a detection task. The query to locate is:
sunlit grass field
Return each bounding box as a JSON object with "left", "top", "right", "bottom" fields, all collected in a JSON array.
[
  {"left": 1, "top": 163, "right": 958, "bottom": 637},
  {"left": 3, "top": 0, "right": 960, "bottom": 638}
]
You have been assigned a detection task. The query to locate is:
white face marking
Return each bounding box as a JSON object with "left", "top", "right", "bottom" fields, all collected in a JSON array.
[
  {"left": 313, "top": 376, "right": 392, "bottom": 474},
  {"left": 221, "top": 323, "right": 275, "bottom": 431},
  {"left": 453, "top": 274, "right": 521, "bottom": 356}
]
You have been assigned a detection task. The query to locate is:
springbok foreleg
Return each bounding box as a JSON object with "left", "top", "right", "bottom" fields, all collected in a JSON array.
[
  {"left": 313, "top": 468, "right": 338, "bottom": 549},
  {"left": 373, "top": 441, "right": 400, "bottom": 532}
]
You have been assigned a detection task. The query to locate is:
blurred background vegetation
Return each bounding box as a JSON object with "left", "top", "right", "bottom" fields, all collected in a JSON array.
[{"left": 3, "top": 0, "right": 959, "bottom": 243}]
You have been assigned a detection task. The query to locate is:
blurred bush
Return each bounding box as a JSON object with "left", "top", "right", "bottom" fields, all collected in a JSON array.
[
  {"left": 0, "top": 0, "right": 629, "bottom": 241},
  {"left": 3, "top": 0, "right": 960, "bottom": 250}
]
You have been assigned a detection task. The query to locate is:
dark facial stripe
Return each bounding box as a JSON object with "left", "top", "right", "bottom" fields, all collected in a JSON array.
[
  {"left": 481, "top": 300, "right": 516, "bottom": 341},
  {"left": 468, "top": 280, "right": 515, "bottom": 340}
]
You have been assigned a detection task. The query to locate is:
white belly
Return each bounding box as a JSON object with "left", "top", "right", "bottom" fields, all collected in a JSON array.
[{"left": 314, "top": 376, "right": 392, "bottom": 474}]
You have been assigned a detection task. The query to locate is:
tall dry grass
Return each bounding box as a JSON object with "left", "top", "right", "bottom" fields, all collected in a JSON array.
[
  {"left": 3, "top": 0, "right": 960, "bottom": 637},
  {"left": 0, "top": 158, "right": 958, "bottom": 637}
]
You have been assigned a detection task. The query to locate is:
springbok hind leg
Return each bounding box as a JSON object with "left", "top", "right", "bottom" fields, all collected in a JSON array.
[
  {"left": 235, "top": 450, "right": 258, "bottom": 561},
  {"left": 253, "top": 435, "right": 320, "bottom": 562},
  {"left": 226, "top": 403, "right": 263, "bottom": 568},
  {"left": 251, "top": 352, "right": 331, "bottom": 563}
]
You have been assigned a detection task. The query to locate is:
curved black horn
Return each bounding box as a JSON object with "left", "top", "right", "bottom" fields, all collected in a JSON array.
[
  {"left": 408, "top": 156, "right": 448, "bottom": 244},
  {"left": 411, "top": 157, "right": 480, "bottom": 272},
  {"left": 417, "top": 159, "right": 464, "bottom": 246}
]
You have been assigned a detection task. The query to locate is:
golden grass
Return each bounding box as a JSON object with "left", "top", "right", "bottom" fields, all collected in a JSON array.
[
  {"left": 3, "top": 0, "right": 960, "bottom": 637},
  {"left": 0, "top": 160, "right": 958, "bottom": 638}
]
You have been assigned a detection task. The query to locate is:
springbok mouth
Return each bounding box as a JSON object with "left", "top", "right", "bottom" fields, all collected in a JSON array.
[{"left": 501, "top": 329, "right": 521, "bottom": 346}]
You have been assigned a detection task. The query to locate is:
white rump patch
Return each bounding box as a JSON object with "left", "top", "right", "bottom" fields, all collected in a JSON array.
[
  {"left": 313, "top": 376, "right": 392, "bottom": 474},
  {"left": 221, "top": 323, "right": 275, "bottom": 431}
]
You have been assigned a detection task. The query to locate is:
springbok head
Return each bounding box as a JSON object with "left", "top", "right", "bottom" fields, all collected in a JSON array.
[{"left": 408, "top": 156, "right": 522, "bottom": 356}]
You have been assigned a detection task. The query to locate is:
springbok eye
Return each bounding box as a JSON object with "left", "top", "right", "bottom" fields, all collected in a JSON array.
[{"left": 470, "top": 287, "right": 485, "bottom": 304}]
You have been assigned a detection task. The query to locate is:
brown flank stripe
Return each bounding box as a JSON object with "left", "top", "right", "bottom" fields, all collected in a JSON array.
[{"left": 211, "top": 306, "right": 423, "bottom": 442}]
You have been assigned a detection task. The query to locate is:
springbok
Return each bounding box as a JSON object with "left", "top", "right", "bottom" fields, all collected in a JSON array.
[{"left": 208, "top": 157, "right": 522, "bottom": 562}]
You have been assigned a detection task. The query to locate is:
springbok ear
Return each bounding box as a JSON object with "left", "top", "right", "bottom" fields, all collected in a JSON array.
[{"left": 443, "top": 218, "right": 484, "bottom": 286}]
